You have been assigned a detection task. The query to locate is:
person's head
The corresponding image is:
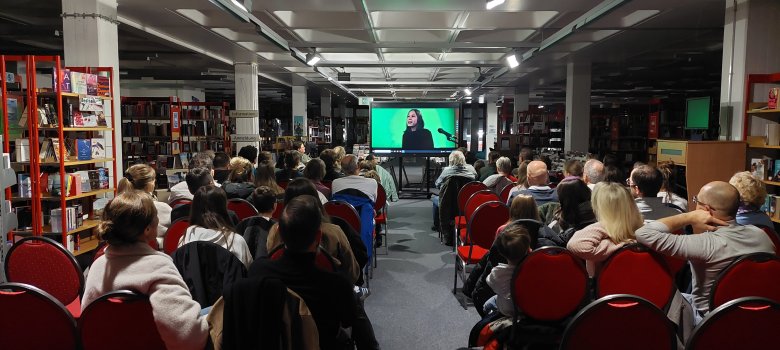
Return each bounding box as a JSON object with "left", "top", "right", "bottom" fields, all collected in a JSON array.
[
  {"left": 254, "top": 162, "right": 283, "bottom": 194},
  {"left": 283, "top": 150, "right": 301, "bottom": 172},
  {"left": 519, "top": 146, "right": 533, "bottom": 163},
  {"left": 238, "top": 145, "right": 258, "bottom": 164},
  {"left": 278, "top": 195, "right": 322, "bottom": 252},
  {"left": 227, "top": 156, "right": 254, "bottom": 183},
  {"left": 656, "top": 161, "right": 676, "bottom": 192},
  {"left": 516, "top": 160, "right": 531, "bottom": 188},
  {"left": 202, "top": 150, "right": 216, "bottom": 161},
  {"left": 474, "top": 159, "right": 486, "bottom": 173},
  {"left": 696, "top": 181, "right": 741, "bottom": 220},
  {"left": 257, "top": 151, "right": 274, "bottom": 165},
  {"left": 362, "top": 170, "right": 381, "bottom": 183},
  {"left": 185, "top": 167, "right": 214, "bottom": 195},
  {"left": 456, "top": 147, "right": 468, "bottom": 157},
  {"left": 540, "top": 155, "right": 553, "bottom": 171},
  {"left": 406, "top": 109, "right": 424, "bottom": 131},
  {"left": 293, "top": 141, "right": 305, "bottom": 154},
  {"left": 98, "top": 191, "right": 158, "bottom": 246},
  {"left": 213, "top": 152, "right": 230, "bottom": 170},
  {"left": 283, "top": 178, "right": 320, "bottom": 205},
  {"left": 602, "top": 153, "right": 618, "bottom": 167},
  {"left": 341, "top": 154, "right": 359, "bottom": 175},
  {"left": 332, "top": 146, "right": 346, "bottom": 163},
  {"left": 320, "top": 149, "right": 338, "bottom": 172},
  {"left": 189, "top": 185, "right": 233, "bottom": 231},
  {"left": 494, "top": 223, "right": 532, "bottom": 265},
  {"left": 526, "top": 160, "right": 549, "bottom": 186},
  {"left": 304, "top": 158, "right": 326, "bottom": 182},
  {"left": 591, "top": 182, "right": 643, "bottom": 244},
  {"left": 556, "top": 179, "right": 593, "bottom": 227},
  {"left": 603, "top": 165, "right": 624, "bottom": 184},
  {"left": 449, "top": 150, "right": 466, "bottom": 166},
  {"left": 358, "top": 160, "right": 375, "bottom": 172},
  {"left": 496, "top": 156, "right": 512, "bottom": 175},
  {"left": 249, "top": 186, "right": 277, "bottom": 215},
  {"left": 189, "top": 152, "right": 214, "bottom": 171},
  {"left": 583, "top": 159, "right": 605, "bottom": 185},
  {"left": 118, "top": 164, "right": 156, "bottom": 194},
  {"left": 509, "top": 194, "right": 540, "bottom": 221},
  {"left": 564, "top": 159, "right": 583, "bottom": 178},
  {"left": 729, "top": 171, "right": 767, "bottom": 210},
  {"left": 629, "top": 165, "right": 663, "bottom": 198},
  {"left": 487, "top": 151, "right": 500, "bottom": 165}
]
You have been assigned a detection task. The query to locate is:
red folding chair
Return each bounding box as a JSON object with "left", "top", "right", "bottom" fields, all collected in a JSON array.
[
  {"left": 457, "top": 190, "right": 500, "bottom": 247},
  {"left": 758, "top": 225, "right": 780, "bottom": 255},
  {"left": 162, "top": 218, "right": 190, "bottom": 255},
  {"left": 687, "top": 297, "right": 780, "bottom": 350},
  {"left": 454, "top": 181, "right": 488, "bottom": 230},
  {"left": 0, "top": 282, "right": 77, "bottom": 350},
  {"left": 453, "top": 201, "right": 509, "bottom": 308},
  {"left": 664, "top": 229, "right": 688, "bottom": 276},
  {"left": 596, "top": 243, "right": 676, "bottom": 311},
  {"left": 324, "top": 200, "right": 362, "bottom": 234},
  {"left": 374, "top": 184, "right": 389, "bottom": 263},
  {"left": 79, "top": 290, "right": 166, "bottom": 350},
  {"left": 269, "top": 245, "right": 336, "bottom": 272},
  {"left": 561, "top": 294, "right": 677, "bottom": 350},
  {"left": 498, "top": 183, "right": 514, "bottom": 203},
  {"left": 271, "top": 200, "right": 285, "bottom": 219},
  {"left": 4, "top": 236, "right": 84, "bottom": 318},
  {"left": 169, "top": 198, "right": 191, "bottom": 208},
  {"left": 227, "top": 198, "right": 259, "bottom": 221},
  {"left": 709, "top": 252, "right": 780, "bottom": 310}
]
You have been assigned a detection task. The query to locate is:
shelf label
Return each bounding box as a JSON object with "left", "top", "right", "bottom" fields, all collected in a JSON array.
[
  {"left": 79, "top": 96, "right": 104, "bottom": 112},
  {"left": 231, "top": 134, "right": 261, "bottom": 142},
  {"left": 359, "top": 97, "right": 373, "bottom": 106},
  {"left": 230, "top": 110, "right": 259, "bottom": 118}
]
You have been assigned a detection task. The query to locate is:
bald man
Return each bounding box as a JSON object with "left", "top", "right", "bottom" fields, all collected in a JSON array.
[
  {"left": 636, "top": 181, "right": 775, "bottom": 321},
  {"left": 507, "top": 160, "right": 558, "bottom": 206},
  {"left": 582, "top": 159, "right": 605, "bottom": 190}
]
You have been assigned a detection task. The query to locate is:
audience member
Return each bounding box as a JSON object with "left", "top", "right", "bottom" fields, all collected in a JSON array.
[
  {"left": 117, "top": 164, "right": 171, "bottom": 245},
  {"left": 729, "top": 171, "right": 774, "bottom": 229},
  {"left": 431, "top": 150, "right": 478, "bottom": 231},
  {"left": 333, "top": 155, "right": 380, "bottom": 251},
  {"left": 239, "top": 186, "right": 278, "bottom": 258},
  {"left": 635, "top": 181, "right": 775, "bottom": 320},
  {"left": 518, "top": 146, "right": 534, "bottom": 164},
  {"left": 237, "top": 145, "right": 258, "bottom": 165},
  {"left": 304, "top": 158, "right": 332, "bottom": 200},
  {"left": 567, "top": 182, "right": 641, "bottom": 276},
  {"left": 257, "top": 151, "right": 274, "bottom": 164},
  {"left": 603, "top": 164, "right": 624, "bottom": 184},
  {"left": 222, "top": 157, "right": 256, "bottom": 199},
  {"left": 320, "top": 149, "right": 344, "bottom": 181},
  {"left": 630, "top": 165, "right": 680, "bottom": 221},
  {"left": 248, "top": 195, "right": 358, "bottom": 350},
  {"left": 212, "top": 152, "right": 231, "bottom": 185},
  {"left": 552, "top": 179, "right": 596, "bottom": 233},
  {"left": 562, "top": 159, "right": 583, "bottom": 181},
  {"left": 254, "top": 161, "right": 284, "bottom": 197},
  {"left": 514, "top": 160, "right": 530, "bottom": 191},
  {"left": 365, "top": 154, "right": 398, "bottom": 202},
  {"left": 483, "top": 223, "right": 532, "bottom": 317},
  {"left": 332, "top": 155, "right": 378, "bottom": 203},
  {"left": 276, "top": 150, "right": 303, "bottom": 182},
  {"left": 84, "top": 191, "right": 208, "bottom": 349},
  {"left": 657, "top": 161, "right": 688, "bottom": 211},
  {"left": 168, "top": 152, "right": 217, "bottom": 203},
  {"left": 179, "top": 185, "right": 253, "bottom": 268},
  {"left": 602, "top": 153, "right": 619, "bottom": 167},
  {"left": 332, "top": 146, "right": 347, "bottom": 172},
  {"left": 478, "top": 151, "right": 500, "bottom": 181},
  {"left": 293, "top": 141, "right": 311, "bottom": 165},
  {"left": 457, "top": 145, "right": 478, "bottom": 165},
  {"left": 582, "top": 159, "right": 605, "bottom": 190},
  {"left": 483, "top": 156, "right": 516, "bottom": 194},
  {"left": 507, "top": 160, "right": 558, "bottom": 206},
  {"left": 170, "top": 167, "right": 239, "bottom": 225},
  {"left": 473, "top": 159, "right": 486, "bottom": 175}
]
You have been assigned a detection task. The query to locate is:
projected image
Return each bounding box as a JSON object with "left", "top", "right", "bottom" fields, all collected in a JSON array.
[{"left": 370, "top": 103, "right": 458, "bottom": 155}]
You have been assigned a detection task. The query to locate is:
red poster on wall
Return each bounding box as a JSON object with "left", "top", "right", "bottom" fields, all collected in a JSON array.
[{"left": 648, "top": 112, "right": 659, "bottom": 139}]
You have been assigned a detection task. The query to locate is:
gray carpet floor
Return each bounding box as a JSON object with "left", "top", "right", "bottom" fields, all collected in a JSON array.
[{"left": 364, "top": 198, "right": 480, "bottom": 350}]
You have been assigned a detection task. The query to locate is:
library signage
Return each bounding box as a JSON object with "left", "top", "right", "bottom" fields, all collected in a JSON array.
[
  {"left": 229, "top": 110, "right": 259, "bottom": 118},
  {"left": 231, "top": 134, "right": 261, "bottom": 142}
]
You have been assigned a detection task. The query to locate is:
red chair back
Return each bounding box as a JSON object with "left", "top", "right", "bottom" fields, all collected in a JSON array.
[
  {"left": 710, "top": 253, "right": 780, "bottom": 310},
  {"left": 272, "top": 200, "right": 285, "bottom": 219},
  {"left": 4, "top": 236, "right": 83, "bottom": 307},
  {"left": 498, "top": 183, "right": 513, "bottom": 203},
  {"left": 596, "top": 243, "right": 675, "bottom": 310},
  {"left": 0, "top": 283, "right": 77, "bottom": 350},
  {"left": 457, "top": 181, "right": 487, "bottom": 214},
  {"left": 374, "top": 184, "right": 387, "bottom": 212},
  {"left": 687, "top": 297, "right": 780, "bottom": 350},
  {"left": 512, "top": 247, "right": 589, "bottom": 322},
  {"left": 759, "top": 226, "right": 780, "bottom": 255},
  {"left": 269, "top": 246, "right": 336, "bottom": 272},
  {"left": 464, "top": 190, "right": 500, "bottom": 223},
  {"left": 467, "top": 201, "right": 509, "bottom": 249},
  {"left": 162, "top": 218, "right": 190, "bottom": 255},
  {"left": 169, "top": 198, "right": 191, "bottom": 208},
  {"left": 79, "top": 291, "right": 166, "bottom": 350},
  {"left": 227, "top": 198, "right": 259, "bottom": 221},
  {"left": 561, "top": 294, "right": 677, "bottom": 350},
  {"left": 324, "top": 200, "right": 361, "bottom": 233}
]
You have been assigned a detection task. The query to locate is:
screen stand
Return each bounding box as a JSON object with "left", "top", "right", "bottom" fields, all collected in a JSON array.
[{"left": 397, "top": 156, "right": 433, "bottom": 199}]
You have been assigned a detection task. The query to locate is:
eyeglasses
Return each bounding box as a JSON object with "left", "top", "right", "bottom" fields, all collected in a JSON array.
[
  {"left": 625, "top": 178, "right": 635, "bottom": 187},
  {"left": 693, "top": 195, "right": 712, "bottom": 211}
]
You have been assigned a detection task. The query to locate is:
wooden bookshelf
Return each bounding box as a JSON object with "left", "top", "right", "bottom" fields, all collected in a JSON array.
[
  {"left": 39, "top": 158, "right": 114, "bottom": 166},
  {"left": 73, "top": 236, "right": 101, "bottom": 257},
  {"left": 37, "top": 127, "right": 114, "bottom": 132},
  {"left": 764, "top": 180, "right": 780, "bottom": 187},
  {"left": 747, "top": 109, "right": 780, "bottom": 114},
  {"left": 43, "top": 218, "right": 100, "bottom": 235}
]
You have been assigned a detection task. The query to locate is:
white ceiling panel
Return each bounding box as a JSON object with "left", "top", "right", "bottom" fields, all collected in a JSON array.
[
  {"left": 387, "top": 67, "right": 436, "bottom": 74},
  {"left": 250, "top": 0, "right": 356, "bottom": 11},
  {"left": 319, "top": 53, "right": 380, "bottom": 61},
  {"left": 293, "top": 29, "right": 372, "bottom": 43},
  {"left": 343, "top": 67, "right": 385, "bottom": 74},
  {"left": 389, "top": 74, "right": 434, "bottom": 79},
  {"left": 441, "top": 52, "right": 504, "bottom": 61},
  {"left": 455, "top": 30, "right": 536, "bottom": 42},
  {"left": 462, "top": 11, "right": 559, "bottom": 29},
  {"left": 376, "top": 30, "right": 451, "bottom": 42},
  {"left": 383, "top": 53, "right": 439, "bottom": 62},
  {"left": 258, "top": 52, "right": 299, "bottom": 62},
  {"left": 272, "top": 11, "right": 364, "bottom": 29},
  {"left": 370, "top": 11, "right": 460, "bottom": 29}
]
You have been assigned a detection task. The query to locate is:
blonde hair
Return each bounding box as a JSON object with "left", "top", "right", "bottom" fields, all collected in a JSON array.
[
  {"left": 509, "top": 194, "right": 540, "bottom": 221},
  {"left": 118, "top": 164, "right": 156, "bottom": 194},
  {"left": 591, "top": 182, "right": 642, "bottom": 244},
  {"left": 228, "top": 156, "right": 254, "bottom": 183},
  {"left": 332, "top": 146, "right": 346, "bottom": 170},
  {"left": 729, "top": 171, "right": 767, "bottom": 208}
]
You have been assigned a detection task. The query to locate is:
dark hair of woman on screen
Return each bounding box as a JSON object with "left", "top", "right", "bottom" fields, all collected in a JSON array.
[{"left": 401, "top": 109, "right": 434, "bottom": 150}]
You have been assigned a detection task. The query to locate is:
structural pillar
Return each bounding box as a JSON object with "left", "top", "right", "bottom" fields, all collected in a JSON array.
[
  {"left": 565, "top": 61, "right": 591, "bottom": 153},
  {"left": 234, "top": 63, "right": 259, "bottom": 152},
  {"left": 320, "top": 90, "right": 332, "bottom": 118},
  {"left": 514, "top": 90, "right": 529, "bottom": 133},
  {"left": 485, "top": 94, "right": 499, "bottom": 156},
  {"left": 62, "top": 0, "right": 122, "bottom": 175},
  {"left": 292, "top": 85, "right": 307, "bottom": 139},
  {"left": 720, "top": 0, "right": 780, "bottom": 140}
]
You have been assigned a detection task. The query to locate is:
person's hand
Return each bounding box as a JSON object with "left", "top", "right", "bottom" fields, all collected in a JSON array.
[{"left": 686, "top": 209, "right": 729, "bottom": 232}]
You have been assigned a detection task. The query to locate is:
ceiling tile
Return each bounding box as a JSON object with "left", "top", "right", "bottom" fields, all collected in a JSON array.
[
  {"left": 272, "top": 11, "right": 364, "bottom": 29},
  {"left": 441, "top": 52, "right": 504, "bottom": 61},
  {"left": 383, "top": 53, "right": 439, "bottom": 62},
  {"left": 376, "top": 30, "right": 451, "bottom": 42},
  {"left": 320, "top": 52, "right": 380, "bottom": 61},
  {"left": 370, "top": 11, "right": 460, "bottom": 29},
  {"left": 461, "top": 11, "right": 558, "bottom": 29},
  {"left": 250, "top": 0, "right": 356, "bottom": 11},
  {"left": 455, "top": 29, "right": 536, "bottom": 42},
  {"left": 293, "top": 29, "right": 371, "bottom": 42}
]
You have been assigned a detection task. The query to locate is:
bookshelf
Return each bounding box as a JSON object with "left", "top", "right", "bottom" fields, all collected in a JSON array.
[
  {"left": 1, "top": 135, "right": 18, "bottom": 279},
  {"left": 516, "top": 108, "right": 565, "bottom": 151},
  {"left": 120, "top": 96, "right": 179, "bottom": 171},
  {"left": 180, "top": 101, "right": 230, "bottom": 155},
  {"left": 1, "top": 55, "right": 117, "bottom": 255}
]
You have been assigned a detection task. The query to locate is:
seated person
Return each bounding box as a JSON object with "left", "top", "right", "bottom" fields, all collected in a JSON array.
[
  {"left": 546, "top": 179, "right": 596, "bottom": 236},
  {"left": 507, "top": 160, "right": 558, "bottom": 206},
  {"left": 254, "top": 161, "right": 285, "bottom": 198},
  {"left": 635, "top": 181, "right": 775, "bottom": 320},
  {"left": 483, "top": 223, "right": 532, "bottom": 317},
  {"left": 304, "top": 158, "right": 332, "bottom": 200},
  {"left": 582, "top": 159, "right": 605, "bottom": 190},
  {"left": 236, "top": 186, "right": 278, "bottom": 259},
  {"left": 657, "top": 161, "right": 688, "bottom": 210},
  {"left": 249, "top": 196, "right": 357, "bottom": 349},
  {"left": 320, "top": 149, "right": 344, "bottom": 182},
  {"left": 212, "top": 152, "right": 231, "bottom": 185},
  {"left": 83, "top": 191, "right": 208, "bottom": 349},
  {"left": 222, "top": 156, "right": 256, "bottom": 199},
  {"left": 276, "top": 150, "right": 303, "bottom": 182},
  {"left": 237, "top": 145, "right": 258, "bottom": 166},
  {"left": 729, "top": 171, "right": 774, "bottom": 228},
  {"left": 118, "top": 164, "right": 171, "bottom": 246},
  {"left": 332, "top": 155, "right": 378, "bottom": 203},
  {"left": 562, "top": 158, "right": 583, "bottom": 182},
  {"left": 170, "top": 168, "right": 239, "bottom": 225},
  {"left": 169, "top": 152, "right": 217, "bottom": 203},
  {"left": 629, "top": 165, "right": 681, "bottom": 221},
  {"left": 431, "top": 150, "right": 478, "bottom": 231},
  {"left": 178, "top": 185, "right": 253, "bottom": 268},
  {"left": 567, "top": 182, "right": 641, "bottom": 277},
  {"left": 294, "top": 140, "right": 311, "bottom": 166},
  {"left": 483, "top": 156, "right": 516, "bottom": 194},
  {"left": 478, "top": 151, "right": 500, "bottom": 181},
  {"left": 365, "top": 154, "right": 399, "bottom": 202}
]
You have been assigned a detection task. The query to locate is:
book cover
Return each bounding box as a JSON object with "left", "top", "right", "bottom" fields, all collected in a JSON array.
[
  {"left": 73, "top": 110, "right": 84, "bottom": 127},
  {"left": 87, "top": 170, "right": 100, "bottom": 191},
  {"left": 771, "top": 195, "right": 777, "bottom": 217},
  {"left": 179, "top": 153, "right": 189, "bottom": 169},
  {"left": 774, "top": 160, "right": 780, "bottom": 182},
  {"left": 98, "top": 168, "right": 109, "bottom": 189},
  {"left": 751, "top": 158, "right": 766, "bottom": 180},
  {"left": 76, "top": 139, "right": 92, "bottom": 160},
  {"left": 39, "top": 139, "right": 52, "bottom": 162},
  {"left": 75, "top": 170, "right": 92, "bottom": 192},
  {"left": 91, "top": 139, "right": 106, "bottom": 159},
  {"left": 70, "top": 173, "right": 82, "bottom": 195},
  {"left": 86, "top": 74, "right": 98, "bottom": 96},
  {"left": 61, "top": 69, "right": 71, "bottom": 93},
  {"left": 97, "top": 76, "right": 110, "bottom": 96},
  {"left": 71, "top": 72, "right": 88, "bottom": 95},
  {"left": 15, "top": 138, "right": 30, "bottom": 162},
  {"left": 17, "top": 173, "right": 31, "bottom": 197}
]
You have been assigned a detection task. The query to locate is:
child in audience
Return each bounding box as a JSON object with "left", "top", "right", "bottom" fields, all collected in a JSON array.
[
  {"left": 179, "top": 185, "right": 253, "bottom": 268},
  {"left": 238, "top": 186, "right": 278, "bottom": 259},
  {"left": 83, "top": 191, "right": 208, "bottom": 350},
  {"left": 483, "top": 223, "right": 532, "bottom": 316},
  {"left": 117, "top": 163, "right": 171, "bottom": 246}
]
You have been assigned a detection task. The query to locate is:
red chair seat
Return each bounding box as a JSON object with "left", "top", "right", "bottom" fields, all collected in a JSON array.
[
  {"left": 457, "top": 245, "right": 488, "bottom": 264},
  {"left": 375, "top": 212, "right": 386, "bottom": 224},
  {"left": 455, "top": 215, "right": 466, "bottom": 228},
  {"left": 458, "top": 228, "right": 471, "bottom": 244},
  {"left": 66, "top": 297, "right": 82, "bottom": 318}
]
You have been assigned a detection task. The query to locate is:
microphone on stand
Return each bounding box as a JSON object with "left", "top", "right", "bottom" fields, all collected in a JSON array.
[{"left": 437, "top": 128, "right": 453, "bottom": 138}]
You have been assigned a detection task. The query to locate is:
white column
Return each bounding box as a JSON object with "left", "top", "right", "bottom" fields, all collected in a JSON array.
[
  {"left": 485, "top": 94, "right": 499, "bottom": 156},
  {"left": 234, "top": 63, "right": 259, "bottom": 151},
  {"left": 720, "top": 0, "right": 780, "bottom": 140},
  {"left": 565, "top": 61, "right": 591, "bottom": 152},
  {"left": 514, "top": 90, "right": 529, "bottom": 127},
  {"left": 292, "top": 85, "right": 307, "bottom": 139},
  {"left": 62, "top": 0, "right": 122, "bottom": 176}
]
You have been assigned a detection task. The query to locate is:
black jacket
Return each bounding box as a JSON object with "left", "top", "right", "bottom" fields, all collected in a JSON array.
[
  {"left": 402, "top": 128, "right": 434, "bottom": 150},
  {"left": 171, "top": 203, "right": 240, "bottom": 226},
  {"left": 438, "top": 175, "right": 474, "bottom": 244},
  {"left": 222, "top": 181, "right": 256, "bottom": 199},
  {"left": 171, "top": 241, "right": 247, "bottom": 308},
  {"left": 236, "top": 216, "right": 276, "bottom": 259}
]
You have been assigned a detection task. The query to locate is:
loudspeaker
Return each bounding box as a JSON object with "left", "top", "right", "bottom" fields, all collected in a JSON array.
[{"left": 337, "top": 72, "right": 351, "bottom": 81}]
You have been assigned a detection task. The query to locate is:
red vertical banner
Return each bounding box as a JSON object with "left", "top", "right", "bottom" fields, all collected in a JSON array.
[
  {"left": 170, "top": 104, "right": 181, "bottom": 154},
  {"left": 648, "top": 111, "right": 659, "bottom": 139}
]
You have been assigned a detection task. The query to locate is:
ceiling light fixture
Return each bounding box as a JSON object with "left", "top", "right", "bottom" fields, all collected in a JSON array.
[
  {"left": 464, "top": 88, "right": 472, "bottom": 96},
  {"left": 230, "top": 0, "right": 247, "bottom": 12},
  {"left": 208, "top": 0, "right": 249, "bottom": 22},
  {"left": 506, "top": 53, "right": 519, "bottom": 68},
  {"left": 306, "top": 52, "right": 321, "bottom": 66},
  {"left": 538, "top": 105, "right": 545, "bottom": 109},
  {"left": 478, "top": 95, "right": 485, "bottom": 104},
  {"left": 486, "top": 0, "right": 505, "bottom": 10}
]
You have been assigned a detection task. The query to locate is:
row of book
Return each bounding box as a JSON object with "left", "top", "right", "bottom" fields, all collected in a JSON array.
[
  {"left": 182, "top": 140, "right": 225, "bottom": 153},
  {"left": 760, "top": 195, "right": 779, "bottom": 220},
  {"left": 17, "top": 168, "right": 110, "bottom": 198},
  {"left": 180, "top": 120, "right": 226, "bottom": 137},
  {"left": 750, "top": 157, "right": 780, "bottom": 182},
  {"left": 50, "top": 205, "right": 84, "bottom": 233},
  {"left": 121, "top": 121, "right": 171, "bottom": 137},
  {"left": 58, "top": 69, "right": 111, "bottom": 97},
  {"left": 121, "top": 102, "right": 172, "bottom": 118},
  {"left": 123, "top": 141, "right": 178, "bottom": 156},
  {"left": 181, "top": 107, "right": 224, "bottom": 120}
]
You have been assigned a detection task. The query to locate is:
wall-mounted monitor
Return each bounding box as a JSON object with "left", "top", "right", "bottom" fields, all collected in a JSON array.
[
  {"left": 370, "top": 102, "right": 459, "bottom": 155},
  {"left": 685, "top": 97, "right": 711, "bottom": 130}
]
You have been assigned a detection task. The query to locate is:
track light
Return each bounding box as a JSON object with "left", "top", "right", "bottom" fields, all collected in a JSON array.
[
  {"left": 486, "top": 0, "right": 505, "bottom": 10},
  {"left": 506, "top": 53, "right": 519, "bottom": 68},
  {"left": 478, "top": 95, "right": 485, "bottom": 104},
  {"left": 464, "top": 88, "right": 472, "bottom": 96},
  {"left": 306, "top": 52, "right": 320, "bottom": 66},
  {"left": 538, "top": 105, "right": 545, "bottom": 109}
]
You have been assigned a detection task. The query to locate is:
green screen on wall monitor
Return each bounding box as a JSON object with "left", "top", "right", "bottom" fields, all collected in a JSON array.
[{"left": 685, "top": 97, "right": 710, "bottom": 130}]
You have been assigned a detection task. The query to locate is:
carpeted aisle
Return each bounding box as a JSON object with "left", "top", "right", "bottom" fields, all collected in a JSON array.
[{"left": 364, "top": 198, "right": 480, "bottom": 349}]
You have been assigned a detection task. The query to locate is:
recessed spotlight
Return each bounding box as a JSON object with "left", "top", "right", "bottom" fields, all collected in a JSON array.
[
  {"left": 538, "top": 105, "right": 545, "bottom": 109},
  {"left": 486, "top": 0, "right": 505, "bottom": 10},
  {"left": 464, "top": 88, "right": 472, "bottom": 96},
  {"left": 506, "top": 54, "right": 519, "bottom": 68}
]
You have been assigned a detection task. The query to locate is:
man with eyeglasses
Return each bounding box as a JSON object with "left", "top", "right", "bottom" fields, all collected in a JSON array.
[
  {"left": 635, "top": 181, "right": 775, "bottom": 323},
  {"left": 628, "top": 165, "right": 681, "bottom": 221}
]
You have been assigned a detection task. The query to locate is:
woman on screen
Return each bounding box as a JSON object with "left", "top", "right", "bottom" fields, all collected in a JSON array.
[{"left": 402, "top": 109, "right": 434, "bottom": 150}]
